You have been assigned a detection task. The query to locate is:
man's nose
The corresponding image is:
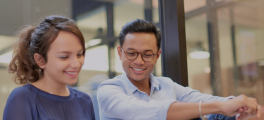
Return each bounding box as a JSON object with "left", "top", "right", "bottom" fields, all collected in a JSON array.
[{"left": 133, "top": 53, "right": 144, "bottom": 65}]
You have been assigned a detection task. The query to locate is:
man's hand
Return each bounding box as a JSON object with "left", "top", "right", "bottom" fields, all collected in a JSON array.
[
  {"left": 219, "top": 94, "right": 260, "bottom": 118},
  {"left": 236, "top": 104, "right": 262, "bottom": 120}
]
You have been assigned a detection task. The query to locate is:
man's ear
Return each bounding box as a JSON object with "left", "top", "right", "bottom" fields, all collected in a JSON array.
[
  {"left": 117, "top": 45, "right": 122, "bottom": 60},
  {"left": 156, "top": 49, "right": 161, "bottom": 59},
  {"left": 34, "top": 53, "right": 46, "bottom": 69}
]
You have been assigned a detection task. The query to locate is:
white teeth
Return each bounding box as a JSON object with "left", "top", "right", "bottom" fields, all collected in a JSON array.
[
  {"left": 66, "top": 72, "right": 77, "bottom": 75},
  {"left": 133, "top": 68, "right": 143, "bottom": 71}
]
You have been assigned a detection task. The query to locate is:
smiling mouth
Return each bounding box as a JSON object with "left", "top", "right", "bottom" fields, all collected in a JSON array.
[
  {"left": 131, "top": 67, "right": 146, "bottom": 71},
  {"left": 64, "top": 71, "right": 79, "bottom": 78},
  {"left": 65, "top": 71, "right": 77, "bottom": 75}
]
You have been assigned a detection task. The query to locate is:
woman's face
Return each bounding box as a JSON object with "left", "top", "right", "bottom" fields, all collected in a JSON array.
[{"left": 41, "top": 31, "right": 84, "bottom": 85}]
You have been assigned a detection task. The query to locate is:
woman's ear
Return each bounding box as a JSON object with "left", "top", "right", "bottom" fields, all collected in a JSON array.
[{"left": 34, "top": 53, "right": 46, "bottom": 69}]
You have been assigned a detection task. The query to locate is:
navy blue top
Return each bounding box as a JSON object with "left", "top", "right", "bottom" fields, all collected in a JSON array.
[{"left": 3, "top": 84, "right": 95, "bottom": 120}]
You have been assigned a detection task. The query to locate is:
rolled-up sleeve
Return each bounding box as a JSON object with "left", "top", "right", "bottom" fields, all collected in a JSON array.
[{"left": 97, "top": 83, "right": 176, "bottom": 120}]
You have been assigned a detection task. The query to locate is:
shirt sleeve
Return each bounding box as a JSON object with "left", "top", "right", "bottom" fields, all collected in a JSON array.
[
  {"left": 174, "top": 83, "right": 234, "bottom": 102},
  {"left": 173, "top": 82, "right": 235, "bottom": 118},
  {"left": 97, "top": 84, "right": 176, "bottom": 120},
  {"left": 3, "top": 87, "right": 34, "bottom": 120}
]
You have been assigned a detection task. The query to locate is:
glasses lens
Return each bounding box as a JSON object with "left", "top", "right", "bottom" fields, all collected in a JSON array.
[
  {"left": 126, "top": 50, "right": 138, "bottom": 60},
  {"left": 142, "top": 51, "right": 154, "bottom": 61}
]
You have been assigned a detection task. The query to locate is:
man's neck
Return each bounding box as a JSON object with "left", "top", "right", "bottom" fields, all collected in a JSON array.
[{"left": 128, "top": 76, "right": 151, "bottom": 96}]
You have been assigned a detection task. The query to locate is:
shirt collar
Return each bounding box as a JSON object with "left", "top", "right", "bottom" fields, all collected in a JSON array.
[
  {"left": 149, "top": 74, "right": 161, "bottom": 91},
  {"left": 121, "top": 73, "right": 161, "bottom": 94}
]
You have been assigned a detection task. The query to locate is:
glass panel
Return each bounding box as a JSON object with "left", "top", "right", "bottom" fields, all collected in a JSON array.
[
  {"left": 76, "top": 5, "right": 108, "bottom": 86},
  {"left": 186, "top": 1, "right": 264, "bottom": 118},
  {"left": 152, "top": 0, "right": 159, "bottom": 23},
  {"left": 217, "top": 0, "right": 264, "bottom": 104},
  {"left": 185, "top": 14, "right": 212, "bottom": 94},
  {"left": 152, "top": 0, "right": 162, "bottom": 76},
  {"left": 184, "top": 0, "right": 206, "bottom": 12},
  {"left": 113, "top": 0, "right": 144, "bottom": 37}
]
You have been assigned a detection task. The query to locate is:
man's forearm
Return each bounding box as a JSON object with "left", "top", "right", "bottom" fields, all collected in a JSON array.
[
  {"left": 167, "top": 101, "right": 222, "bottom": 120},
  {"left": 167, "top": 94, "right": 261, "bottom": 120}
]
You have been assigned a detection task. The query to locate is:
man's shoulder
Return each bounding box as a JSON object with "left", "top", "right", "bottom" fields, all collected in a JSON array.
[
  {"left": 97, "top": 75, "right": 127, "bottom": 102},
  {"left": 99, "top": 75, "right": 124, "bottom": 87},
  {"left": 154, "top": 76, "right": 175, "bottom": 84}
]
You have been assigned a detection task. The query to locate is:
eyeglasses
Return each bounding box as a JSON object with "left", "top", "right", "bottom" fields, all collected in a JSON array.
[{"left": 121, "top": 48, "right": 157, "bottom": 62}]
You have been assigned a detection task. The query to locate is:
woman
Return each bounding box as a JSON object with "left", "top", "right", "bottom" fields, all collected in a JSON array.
[{"left": 3, "top": 15, "right": 95, "bottom": 120}]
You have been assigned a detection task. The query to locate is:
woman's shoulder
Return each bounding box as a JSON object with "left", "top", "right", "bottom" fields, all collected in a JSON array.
[
  {"left": 69, "top": 87, "right": 92, "bottom": 102},
  {"left": 7, "top": 84, "right": 37, "bottom": 102},
  {"left": 10, "top": 84, "right": 36, "bottom": 95},
  {"left": 4, "top": 84, "right": 38, "bottom": 120}
]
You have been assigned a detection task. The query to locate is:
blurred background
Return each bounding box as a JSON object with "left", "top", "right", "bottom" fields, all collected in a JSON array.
[{"left": 0, "top": 0, "right": 263, "bottom": 119}]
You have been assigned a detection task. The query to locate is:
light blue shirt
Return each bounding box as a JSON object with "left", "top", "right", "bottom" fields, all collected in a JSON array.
[{"left": 97, "top": 73, "right": 233, "bottom": 120}]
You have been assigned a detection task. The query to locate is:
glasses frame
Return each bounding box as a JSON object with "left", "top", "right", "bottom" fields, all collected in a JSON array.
[{"left": 121, "top": 48, "right": 157, "bottom": 62}]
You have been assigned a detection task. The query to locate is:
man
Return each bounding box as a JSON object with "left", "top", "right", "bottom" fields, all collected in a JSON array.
[{"left": 97, "top": 19, "right": 262, "bottom": 120}]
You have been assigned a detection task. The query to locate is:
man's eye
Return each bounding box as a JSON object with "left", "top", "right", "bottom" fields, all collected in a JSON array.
[
  {"left": 144, "top": 54, "right": 153, "bottom": 57},
  {"left": 127, "top": 52, "right": 136, "bottom": 55}
]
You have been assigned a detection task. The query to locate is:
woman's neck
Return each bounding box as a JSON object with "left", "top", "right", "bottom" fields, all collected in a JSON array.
[{"left": 31, "top": 77, "right": 70, "bottom": 96}]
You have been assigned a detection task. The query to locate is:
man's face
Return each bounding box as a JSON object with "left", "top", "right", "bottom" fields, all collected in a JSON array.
[{"left": 117, "top": 32, "right": 161, "bottom": 83}]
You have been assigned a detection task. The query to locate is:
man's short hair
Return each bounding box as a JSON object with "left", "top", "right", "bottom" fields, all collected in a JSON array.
[{"left": 119, "top": 19, "right": 161, "bottom": 50}]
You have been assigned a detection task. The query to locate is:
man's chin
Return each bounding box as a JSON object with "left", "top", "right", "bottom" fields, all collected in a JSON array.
[{"left": 129, "top": 75, "right": 148, "bottom": 82}]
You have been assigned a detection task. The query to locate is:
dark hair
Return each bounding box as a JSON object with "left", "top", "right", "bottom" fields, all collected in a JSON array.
[
  {"left": 119, "top": 19, "right": 161, "bottom": 50},
  {"left": 9, "top": 15, "right": 85, "bottom": 85}
]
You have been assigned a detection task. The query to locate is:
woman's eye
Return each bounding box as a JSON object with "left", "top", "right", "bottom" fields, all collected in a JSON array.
[
  {"left": 60, "top": 56, "right": 68, "bottom": 59},
  {"left": 77, "top": 54, "right": 83, "bottom": 57}
]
